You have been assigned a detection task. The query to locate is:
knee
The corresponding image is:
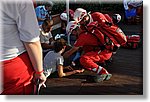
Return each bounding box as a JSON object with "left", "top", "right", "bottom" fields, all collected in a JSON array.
[{"left": 80, "top": 55, "right": 87, "bottom": 64}]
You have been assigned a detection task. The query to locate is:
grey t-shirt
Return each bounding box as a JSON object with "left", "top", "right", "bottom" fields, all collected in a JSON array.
[
  {"left": 43, "top": 51, "right": 64, "bottom": 77},
  {"left": 1, "top": 0, "right": 40, "bottom": 61}
]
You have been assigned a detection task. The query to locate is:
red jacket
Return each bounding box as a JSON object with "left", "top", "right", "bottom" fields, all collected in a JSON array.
[{"left": 74, "top": 31, "right": 102, "bottom": 53}]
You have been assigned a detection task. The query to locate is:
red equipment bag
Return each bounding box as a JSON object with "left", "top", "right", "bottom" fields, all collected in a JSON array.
[
  {"left": 97, "top": 23, "right": 127, "bottom": 47},
  {"left": 87, "top": 21, "right": 127, "bottom": 48},
  {"left": 91, "top": 12, "right": 127, "bottom": 47},
  {"left": 122, "top": 35, "right": 141, "bottom": 49}
]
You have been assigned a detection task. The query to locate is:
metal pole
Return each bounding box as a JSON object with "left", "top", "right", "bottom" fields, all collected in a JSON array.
[{"left": 66, "top": 0, "right": 70, "bottom": 45}]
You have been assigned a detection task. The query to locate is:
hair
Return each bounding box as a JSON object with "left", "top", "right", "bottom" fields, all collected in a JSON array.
[
  {"left": 42, "top": 19, "right": 53, "bottom": 27},
  {"left": 54, "top": 38, "right": 67, "bottom": 53},
  {"left": 43, "top": 0, "right": 53, "bottom": 7},
  {"left": 42, "top": 19, "right": 53, "bottom": 32}
]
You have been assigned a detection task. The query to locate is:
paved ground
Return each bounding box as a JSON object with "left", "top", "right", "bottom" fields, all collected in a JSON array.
[{"left": 40, "top": 23, "right": 143, "bottom": 95}]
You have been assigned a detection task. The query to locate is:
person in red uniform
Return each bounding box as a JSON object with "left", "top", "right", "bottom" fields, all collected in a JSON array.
[
  {"left": 73, "top": 8, "right": 125, "bottom": 51},
  {"left": 64, "top": 21, "right": 112, "bottom": 82},
  {"left": 73, "top": 8, "right": 121, "bottom": 29}
]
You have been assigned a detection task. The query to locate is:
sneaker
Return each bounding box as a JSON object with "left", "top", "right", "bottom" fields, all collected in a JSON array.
[
  {"left": 94, "top": 73, "right": 112, "bottom": 82},
  {"left": 94, "top": 74, "right": 107, "bottom": 82},
  {"left": 99, "top": 68, "right": 112, "bottom": 80},
  {"left": 94, "top": 67, "right": 112, "bottom": 82},
  {"left": 104, "top": 73, "right": 112, "bottom": 80}
]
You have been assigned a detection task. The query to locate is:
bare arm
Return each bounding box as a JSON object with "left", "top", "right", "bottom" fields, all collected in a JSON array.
[
  {"left": 23, "top": 41, "right": 46, "bottom": 84},
  {"left": 57, "top": 65, "right": 84, "bottom": 78},
  {"left": 63, "top": 46, "right": 80, "bottom": 58},
  {"left": 41, "top": 43, "right": 54, "bottom": 49},
  {"left": 37, "top": 17, "right": 45, "bottom": 22},
  {"left": 61, "top": 21, "right": 67, "bottom": 30}
]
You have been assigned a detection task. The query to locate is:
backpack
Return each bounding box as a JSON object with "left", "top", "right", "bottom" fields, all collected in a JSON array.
[
  {"left": 86, "top": 21, "right": 127, "bottom": 48},
  {"left": 82, "top": 22, "right": 112, "bottom": 52}
]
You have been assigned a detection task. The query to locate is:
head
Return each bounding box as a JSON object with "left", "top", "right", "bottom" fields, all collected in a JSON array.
[
  {"left": 42, "top": 19, "right": 53, "bottom": 33},
  {"left": 73, "top": 8, "right": 90, "bottom": 26},
  {"left": 64, "top": 9, "right": 74, "bottom": 20},
  {"left": 66, "top": 21, "right": 81, "bottom": 37},
  {"left": 44, "top": 1, "right": 53, "bottom": 11},
  {"left": 60, "top": 13, "right": 67, "bottom": 21},
  {"left": 53, "top": 38, "right": 67, "bottom": 53},
  {"left": 112, "top": 14, "right": 121, "bottom": 24}
]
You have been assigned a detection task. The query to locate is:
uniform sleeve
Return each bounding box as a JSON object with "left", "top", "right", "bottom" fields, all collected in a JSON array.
[
  {"left": 56, "top": 56, "right": 64, "bottom": 66},
  {"left": 104, "top": 14, "right": 113, "bottom": 23},
  {"left": 91, "top": 12, "right": 108, "bottom": 23},
  {"left": 17, "top": 0, "right": 40, "bottom": 42},
  {"left": 74, "top": 36, "right": 85, "bottom": 47}
]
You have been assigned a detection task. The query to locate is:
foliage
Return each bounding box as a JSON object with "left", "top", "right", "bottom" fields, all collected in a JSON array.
[{"left": 36, "top": 1, "right": 124, "bottom": 15}]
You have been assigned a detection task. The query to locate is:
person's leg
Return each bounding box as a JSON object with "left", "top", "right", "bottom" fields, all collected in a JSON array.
[
  {"left": 1, "top": 52, "right": 34, "bottom": 95},
  {"left": 80, "top": 51, "right": 100, "bottom": 70},
  {"left": 80, "top": 51, "right": 112, "bottom": 82}
]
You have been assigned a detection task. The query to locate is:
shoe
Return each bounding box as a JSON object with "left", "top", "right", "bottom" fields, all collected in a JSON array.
[
  {"left": 99, "top": 68, "right": 112, "bottom": 80},
  {"left": 94, "top": 74, "right": 107, "bottom": 82},
  {"left": 104, "top": 73, "right": 112, "bottom": 80},
  {"left": 94, "top": 73, "right": 112, "bottom": 82},
  {"left": 94, "top": 67, "right": 112, "bottom": 82}
]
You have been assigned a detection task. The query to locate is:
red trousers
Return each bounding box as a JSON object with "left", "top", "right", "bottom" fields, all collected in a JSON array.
[
  {"left": 80, "top": 50, "right": 112, "bottom": 71},
  {"left": 1, "top": 52, "right": 34, "bottom": 95}
]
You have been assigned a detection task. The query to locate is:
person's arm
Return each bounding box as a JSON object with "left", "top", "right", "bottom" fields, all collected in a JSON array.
[
  {"left": 57, "top": 65, "right": 84, "bottom": 77},
  {"left": 41, "top": 43, "right": 54, "bottom": 49},
  {"left": 18, "top": 1, "right": 46, "bottom": 85},
  {"left": 63, "top": 46, "right": 80, "bottom": 58},
  {"left": 24, "top": 41, "right": 46, "bottom": 84},
  {"left": 49, "top": 38, "right": 54, "bottom": 44},
  {"left": 37, "top": 17, "right": 45, "bottom": 22},
  {"left": 61, "top": 20, "right": 67, "bottom": 30}
]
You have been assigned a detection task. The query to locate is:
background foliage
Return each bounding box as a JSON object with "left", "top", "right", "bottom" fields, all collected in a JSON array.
[{"left": 36, "top": 1, "right": 124, "bottom": 15}]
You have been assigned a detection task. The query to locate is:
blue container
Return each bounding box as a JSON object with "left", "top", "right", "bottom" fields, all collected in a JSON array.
[{"left": 125, "top": 8, "right": 137, "bottom": 18}]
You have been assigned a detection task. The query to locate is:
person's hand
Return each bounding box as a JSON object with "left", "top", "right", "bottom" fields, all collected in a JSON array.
[
  {"left": 34, "top": 72, "right": 47, "bottom": 87},
  {"left": 75, "top": 69, "right": 85, "bottom": 73}
]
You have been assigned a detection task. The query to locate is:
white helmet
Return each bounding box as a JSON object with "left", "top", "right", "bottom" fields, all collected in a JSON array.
[
  {"left": 66, "top": 21, "right": 78, "bottom": 35},
  {"left": 60, "top": 13, "right": 67, "bottom": 21},
  {"left": 112, "top": 14, "right": 121, "bottom": 23},
  {"left": 73, "top": 8, "right": 87, "bottom": 22}
]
